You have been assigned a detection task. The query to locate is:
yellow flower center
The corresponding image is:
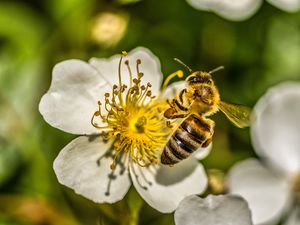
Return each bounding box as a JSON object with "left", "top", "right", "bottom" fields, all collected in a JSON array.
[{"left": 91, "top": 52, "right": 170, "bottom": 169}]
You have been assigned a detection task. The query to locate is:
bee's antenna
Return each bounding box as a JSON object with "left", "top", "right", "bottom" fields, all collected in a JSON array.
[
  {"left": 174, "top": 58, "right": 193, "bottom": 73},
  {"left": 209, "top": 66, "right": 224, "bottom": 74}
]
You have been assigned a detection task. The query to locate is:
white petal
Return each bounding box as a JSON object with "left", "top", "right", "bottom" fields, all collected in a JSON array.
[
  {"left": 39, "top": 60, "right": 111, "bottom": 135},
  {"left": 174, "top": 194, "right": 253, "bottom": 225},
  {"left": 161, "top": 81, "right": 186, "bottom": 100},
  {"left": 53, "top": 136, "right": 131, "bottom": 203},
  {"left": 283, "top": 208, "right": 300, "bottom": 225},
  {"left": 89, "top": 47, "right": 163, "bottom": 96},
  {"left": 267, "top": 0, "right": 300, "bottom": 12},
  {"left": 89, "top": 53, "right": 128, "bottom": 87},
  {"left": 130, "top": 158, "right": 207, "bottom": 213},
  {"left": 187, "top": 0, "right": 263, "bottom": 21},
  {"left": 251, "top": 82, "right": 300, "bottom": 176},
  {"left": 213, "top": 0, "right": 263, "bottom": 21},
  {"left": 228, "top": 158, "right": 291, "bottom": 225},
  {"left": 187, "top": 0, "right": 216, "bottom": 11},
  {"left": 193, "top": 143, "right": 213, "bottom": 160},
  {"left": 186, "top": 0, "right": 212, "bottom": 11}
]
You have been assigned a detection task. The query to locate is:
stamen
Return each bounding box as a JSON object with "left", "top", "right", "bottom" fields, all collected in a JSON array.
[
  {"left": 162, "top": 70, "right": 184, "bottom": 91},
  {"left": 136, "top": 59, "right": 141, "bottom": 75},
  {"left": 92, "top": 53, "right": 171, "bottom": 170},
  {"left": 138, "top": 72, "right": 143, "bottom": 79},
  {"left": 124, "top": 60, "right": 133, "bottom": 87},
  {"left": 118, "top": 53, "right": 125, "bottom": 88}
]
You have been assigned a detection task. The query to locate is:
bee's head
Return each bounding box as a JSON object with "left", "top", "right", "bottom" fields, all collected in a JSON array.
[{"left": 186, "top": 71, "right": 213, "bottom": 86}]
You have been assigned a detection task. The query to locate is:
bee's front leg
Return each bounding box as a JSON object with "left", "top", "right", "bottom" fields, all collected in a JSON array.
[{"left": 164, "top": 108, "right": 189, "bottom": 119}]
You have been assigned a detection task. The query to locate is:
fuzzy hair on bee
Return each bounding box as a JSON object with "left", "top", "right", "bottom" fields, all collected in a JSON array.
[{"left": 161, "top": 60, "right": 251, "bottom": 165}]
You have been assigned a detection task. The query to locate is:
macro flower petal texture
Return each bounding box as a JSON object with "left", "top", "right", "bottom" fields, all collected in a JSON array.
[
  {"left": 228, "top": 82, "right": 300, "bottom": 225},
  {"left": 174, "top": 194, "right": 253, "bottom": 225},
  {"left": 39, "top": 47, "right": 209, "bottom": 213},
  {"left": 186, "top": 0, "right": 300, "bottom": 21}
]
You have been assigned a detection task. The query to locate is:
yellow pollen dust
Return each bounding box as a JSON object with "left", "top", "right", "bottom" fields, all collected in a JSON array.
[{"left": 91, "top": 52, "right": 170, "bottom": 169}]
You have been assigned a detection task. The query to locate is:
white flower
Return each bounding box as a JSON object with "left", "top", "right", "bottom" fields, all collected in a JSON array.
[
  {"left": 39, "top": 47, "right": 209, "bottom": 213},
  {"left": 186, "top": 0, "right": 263, "bottom": 21},
  {"left": 174, "top": 194, "right": 253, "bottom": 225},
  {"left": 186, "top": 0, "right": 300, "bottom": 21},
  {"left": 227, "top": 82, "right": 300, "bottom": 225},
  {"left": 267, "top": 0, "right": 300, "bottom": 12}
]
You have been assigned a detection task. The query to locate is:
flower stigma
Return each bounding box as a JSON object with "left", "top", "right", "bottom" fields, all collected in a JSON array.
[{"left": 91, "top": 52, "right": 171, "bottom": 170}]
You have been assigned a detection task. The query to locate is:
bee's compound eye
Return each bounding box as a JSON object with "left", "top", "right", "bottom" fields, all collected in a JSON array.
[{"left": 187, "top": 75, "right": 202, "bottom": 84}]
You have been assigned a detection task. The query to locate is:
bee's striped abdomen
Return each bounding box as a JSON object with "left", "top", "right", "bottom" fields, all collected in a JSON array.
[{"left": 161, "top": 114, "right": 212, "bottom": 165}]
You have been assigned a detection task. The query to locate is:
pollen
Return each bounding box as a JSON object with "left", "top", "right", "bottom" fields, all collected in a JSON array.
[{"left": 91, "top": 53, "right": 171, "bottom": 169}]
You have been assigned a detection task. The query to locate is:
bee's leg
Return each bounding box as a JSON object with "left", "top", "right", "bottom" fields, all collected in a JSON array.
[
  {"left": 168, "top": 113, "right": 189, "bottom": 119},
  {"left": 173, "top": 99, "right": 189, "bottom": 112},
  {"left": 178, "top": 89, "right": 187, "bottom": 105},
  {"left": 164, "top": 107, "right": 177, "bottom": 119},
  {"left": 164, "top": 109, "right": 188, "bottom": 119},
  {"left": 166, "top": 99, "right": 175, "bottom": 108}
]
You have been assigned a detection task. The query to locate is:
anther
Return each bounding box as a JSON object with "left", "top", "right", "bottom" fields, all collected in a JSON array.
[
  {"left": 105, "top": 93, "right": 110, "bottom": 97},
  {"left": 147, "top": 82, "right": 152, "bottom": 87},
  {"left": 97, "top": 101, "right": 102, "bottom": 105},
  {"left": 138, "top": 72, "right": 144, "bottom": 78},
  {"left": 141, "top": 85, "right": 146, "bottom": 90},
  {"left": 113, "top": 84, "right": 118, "bottom": 89},
  {"left": 124, "top": 60, "right": 129, "bottom": 65},
  {"left": 146, "top": 91, "right": 152, "bottom": 96},
  {"left": 122, "top": 51, "right": 128, "bottom": 56},
  {"left": 136, "top": 59, "right": 141, "bottom": 64}
]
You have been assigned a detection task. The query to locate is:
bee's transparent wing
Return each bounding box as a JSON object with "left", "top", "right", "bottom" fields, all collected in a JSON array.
[{"left": 218, "top": 101, "right": 251, "bottom": 128}]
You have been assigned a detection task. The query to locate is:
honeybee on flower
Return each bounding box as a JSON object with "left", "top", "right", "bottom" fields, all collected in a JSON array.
[{"left": 39, "top": 47, "right": 209, "bottom": 213}]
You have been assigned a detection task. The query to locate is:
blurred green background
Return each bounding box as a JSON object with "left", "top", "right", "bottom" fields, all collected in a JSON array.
[{"left": 0, "top": 0, "right": 300, "bottom": 224}]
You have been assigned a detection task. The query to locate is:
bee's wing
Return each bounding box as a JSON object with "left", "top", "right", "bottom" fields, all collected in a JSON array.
[{"left": 218, "top": 101, "right": 251, "bottom": 128}]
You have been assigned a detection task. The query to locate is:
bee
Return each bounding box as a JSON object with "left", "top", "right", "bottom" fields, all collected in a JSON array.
[{"left": 161, "top": 59, "right": 251, "bottom": 165}]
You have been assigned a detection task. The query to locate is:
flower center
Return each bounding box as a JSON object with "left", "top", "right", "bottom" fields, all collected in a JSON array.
[
  {"left": 131, "top": 116, "right": 147, "bottom": 133},
  {"left": 91, "top": 52, "right": 171, "bottom": 169}
]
